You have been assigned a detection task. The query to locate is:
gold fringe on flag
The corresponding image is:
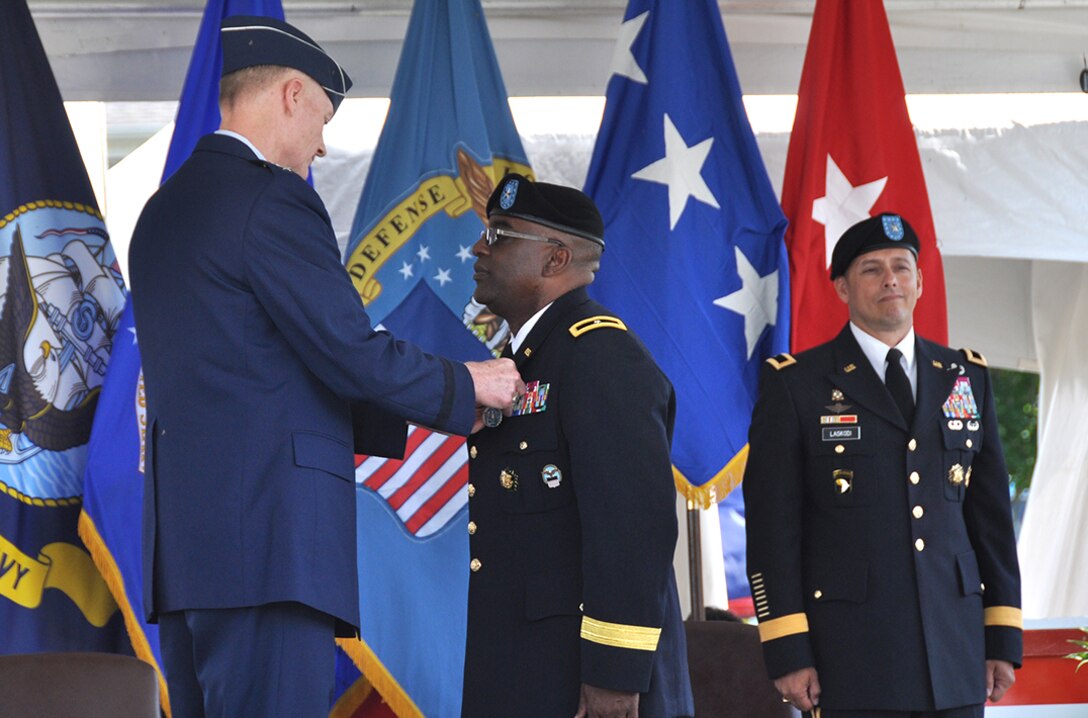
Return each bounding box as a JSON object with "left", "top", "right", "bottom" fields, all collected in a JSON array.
[
  {"left": 336, "top": 636, "right": 423, "bottom": 718},
  {"left": 673, "top": 444, "right": 749, "bottom": 509},
  {"left": 77, "top": 511, "right": 172, "bottom": 718},
  {"left": 329, "top": 672, "right": 377, "bottom": 718}
]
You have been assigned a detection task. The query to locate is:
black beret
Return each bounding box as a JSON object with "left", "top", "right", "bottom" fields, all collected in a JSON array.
[
  {"left": 830, "top": 213, "right": 920, "bottom": 279},
  {"left": 221, "top": 15, "right": 352, "bottom": 113},
  {"left": 486, "top": 174, "right": 605, "bottom": 248}
]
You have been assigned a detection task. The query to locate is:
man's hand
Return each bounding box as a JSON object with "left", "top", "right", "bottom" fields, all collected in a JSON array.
[
  {"left": 574, "top": 683, "right": 638, "bottom": 718},
  {"left": 465, "top": 359, "right": 524, "bottom": 422},
  {"left": 774, "top": 666, "right": 821, "bottom": 712},
  {"left": 986, "top": 659, "right": 1016, "bottom": 702}
]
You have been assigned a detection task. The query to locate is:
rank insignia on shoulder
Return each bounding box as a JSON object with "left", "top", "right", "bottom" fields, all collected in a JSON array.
[
  {"left": 943, "top": 376, "right": 980, "bottom": 419},
  {"left": 766, "top": 353, "right": 796, "bottom": 371},
  {"left": 962, "top": 348, "right": 988, "bottom": 367},
  {"left": 569, "top": 315, "right": 627, "bottom": 337}
]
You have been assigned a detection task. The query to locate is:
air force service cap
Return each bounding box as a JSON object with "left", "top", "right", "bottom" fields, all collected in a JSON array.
[
  {"left": 221, "top": 15, "right": 352, "bottom": 112},
  {"left": 830, "top": 213, "right": 920, "bottom": 279},
  {"left": 486, "top": 174, "right": 605, "bottom": 248}
]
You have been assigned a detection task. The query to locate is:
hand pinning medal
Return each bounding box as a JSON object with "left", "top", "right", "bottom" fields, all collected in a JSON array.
[{"left": 483, "top": 392, "right": 522, "bottom": 429}]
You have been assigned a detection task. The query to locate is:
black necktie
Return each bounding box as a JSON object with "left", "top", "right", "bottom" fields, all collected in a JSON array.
[{"left": 885, "top": 347, "right": 915, "bottom": 425}]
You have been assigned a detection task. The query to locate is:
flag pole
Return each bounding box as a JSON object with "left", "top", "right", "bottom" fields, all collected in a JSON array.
[{"left": 686, "top": 503, "right": 704, "bottom": 621}]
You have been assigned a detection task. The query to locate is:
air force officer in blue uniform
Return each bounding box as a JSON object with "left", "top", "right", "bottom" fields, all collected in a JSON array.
[
  {"left": 128, "top": 16, "right": 522, "bottom": 718},
  {"left": 743, "top": 215, "right": 1022, "bottom": 718}
]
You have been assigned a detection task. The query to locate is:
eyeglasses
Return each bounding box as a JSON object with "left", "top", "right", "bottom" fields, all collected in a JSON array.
[{"left": 480, "top": 226, "right": 565, "bottom": 248}]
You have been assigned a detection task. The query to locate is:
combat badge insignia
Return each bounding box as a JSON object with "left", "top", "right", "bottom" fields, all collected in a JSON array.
[
  {"left": 943, "top": 377, "right": 980, "bottom": 419},
  {"left": 833, "top": 469, "right": 854, "bottom": 494},
  {"left": 499, "top": 468, "right": 518, "bottom": 491},
  {"left": 541, "top": 464, "right": 562, "bottom": 489},
  {"left": 948, "top": 463, "right": 966, "bottom": 486}
]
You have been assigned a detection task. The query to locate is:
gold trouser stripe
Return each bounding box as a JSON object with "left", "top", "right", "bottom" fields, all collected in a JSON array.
[
  {"left": 985, "top": 606, "right": 1023, "bottom": 629},
  {"left": 758, "top": 613, "right": 810, "bottom": 642},
  {"left": 580, "top": 616, "right": 661, "bottom": 651}
]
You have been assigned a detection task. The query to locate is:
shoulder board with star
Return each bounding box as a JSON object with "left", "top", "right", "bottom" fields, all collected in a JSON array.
[
  {"left": 569, "top": 315, "right": 627, "bottom": 338},
  {"left": 765, "top": 353, "right": 797, "bottom": 371},
  {"left": 961, "top": 348, "right": 988, "bottom": 367}
]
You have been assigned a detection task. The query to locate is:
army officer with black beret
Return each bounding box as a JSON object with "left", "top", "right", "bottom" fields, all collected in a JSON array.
[
  {"left": 461, "top": 174, "right": 694, "bottom": 718},
  {"left": 743, "top": 213, "right": 1022, "bottom": 718}
]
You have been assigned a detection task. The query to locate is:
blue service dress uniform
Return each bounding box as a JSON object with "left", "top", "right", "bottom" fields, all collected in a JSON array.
[
  {"left": 743, "top": 325, "right": 1023, "bottom": 713},
  {"left": 460, "top": 287, "right": 694, "bottom": 718},
  {"left": 128, "top": 133, "right": 475, "bottom": 636}
]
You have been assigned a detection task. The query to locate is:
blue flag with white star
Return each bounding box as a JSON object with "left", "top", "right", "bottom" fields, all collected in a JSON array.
[
  {"left": 583, "top": 0, "right": 789, "bottom": 598},
  {"left": 340, "top": 0, "right": 529, "bottom": 714}
]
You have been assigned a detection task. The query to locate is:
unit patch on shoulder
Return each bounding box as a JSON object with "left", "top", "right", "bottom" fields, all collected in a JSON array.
[
  {"left": 569, "top": 315, "right": 627, "bottom": 338},
  {"left": 766, "top": 353, "right": 797, "bottom": 371},
  {"left": 962, "top": 348, "right": 988, "bottom": 367}
]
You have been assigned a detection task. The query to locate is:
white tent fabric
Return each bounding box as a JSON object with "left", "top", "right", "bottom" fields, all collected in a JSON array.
[{"left": 1017, "top": 261, "right": 1088, "bottom": 618}]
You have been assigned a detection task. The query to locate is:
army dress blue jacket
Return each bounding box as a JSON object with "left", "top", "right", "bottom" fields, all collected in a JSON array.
[
  {"left": 460, "top": 287, "right": 694, "bottom": 718},
  {"left": 743, "top": 324, "right": 1022, "bottom": 712},
  {"left": 128, "top": 134, "right": 474, "bottom": 635}
]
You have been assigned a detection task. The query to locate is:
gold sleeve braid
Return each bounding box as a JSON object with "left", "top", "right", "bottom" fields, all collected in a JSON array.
[
  {"left": 580, "top": 616, "right": 661, "bottom": 651},
  {"left": 757, "top": 612, "right": 810, "bottom": 643},
  {"left": 984, "top": 606, "right": 1023, "bottom": 629}
]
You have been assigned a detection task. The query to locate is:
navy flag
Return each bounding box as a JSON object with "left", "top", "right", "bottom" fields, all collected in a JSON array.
[
  {"left": 583, "top": 0, "right": 790, "bottom": 597},
  {"left": 0, "top": 0, "right": 127, "bottom": 654}
]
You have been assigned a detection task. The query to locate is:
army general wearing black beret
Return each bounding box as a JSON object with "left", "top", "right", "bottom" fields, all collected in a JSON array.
[
  {"left": 486, "top": 173, "right": 606, "bottom": 249},
  {"left": 830, "top": 213, "right": 920, "bottom": 279},
  {"left": 221, "top": 15, "right": 352, "bottom": 113}
]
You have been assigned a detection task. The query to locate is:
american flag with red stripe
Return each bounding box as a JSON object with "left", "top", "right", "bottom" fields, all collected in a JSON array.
[{"left": 354, "top": 424, "right": 468, "bottom": 537}]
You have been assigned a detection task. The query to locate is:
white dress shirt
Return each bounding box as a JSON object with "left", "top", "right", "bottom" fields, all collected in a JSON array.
[
  {"left": 510, "top": 302, "right": 553, "bottom": 355},
  {"left": 849, "top": 322, "right": 918, "bottom": 400}
]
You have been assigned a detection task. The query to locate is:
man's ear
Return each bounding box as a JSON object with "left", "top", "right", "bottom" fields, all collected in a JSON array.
[
  {"left": 281, "top": 76, "right": 305, "bottom": 114},
  {"left": 541, "top": 245, "right": 572, "bottom": 277},
  {"left": 833, "top": 275, "right": 850, "bottom": 305}
]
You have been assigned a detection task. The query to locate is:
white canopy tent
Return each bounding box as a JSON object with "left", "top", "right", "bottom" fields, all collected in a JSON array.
[{"left": 33, "top": 0, "right": 1088, "bottom": 618}]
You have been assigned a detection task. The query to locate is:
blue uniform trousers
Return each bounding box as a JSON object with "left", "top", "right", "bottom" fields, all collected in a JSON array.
[{"left": 159, "top": 602, "right": 336, "bottom": 718}]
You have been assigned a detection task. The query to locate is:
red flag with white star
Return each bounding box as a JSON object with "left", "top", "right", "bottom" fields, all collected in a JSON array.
[{"left": 781, "top": 0, "right": 947, "bottom": 352}]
